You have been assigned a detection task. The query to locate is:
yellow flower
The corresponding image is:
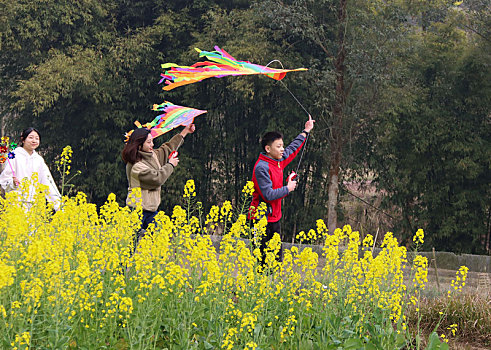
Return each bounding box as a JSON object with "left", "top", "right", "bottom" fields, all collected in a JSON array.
[
  {"left": 241, "top": 181, "right": 255, "bottom": 196},
  {"left": 0, "top": 169, "right": 429, "bottom": 348},
  {"left": 412, "top": 255, "right": 428, "bottom": 290},
  {"left": 244, "top": 341, "right": 258, "bottom": 350},
  {"left": 412, "top": 229, "right": 424, "bottom": 245},
  {"left": 449, "top": 266, "right": 469, "bottom": 294},
  {"left": 220, "top": 201, "right": 233, "bottom": 222},
  {"left": 204, "top": 205, "right": 220, "bottom": 233},
  {"left": 183, "top": 179, "right": 196, "bottom": 198},
  {"left": 57, "top": 145, "right": 73, "bottom": 175},
  {"left": 440, "top": 333, "right": 448, "bottom": 343},
  {"left": 362, "top": 234, "right": 374, "bottom": 247},
  {"left": 316, "top": 219, "right": 328, "bottom": 239},
  {"left": 296, "top": 230, "right": 306, "bottom": 242},
  {"left": 447, "top": 323, "right": 458, "bottom": 336},
  {"left": 221, "top": 327, "right": 238, "bottom": 350}
]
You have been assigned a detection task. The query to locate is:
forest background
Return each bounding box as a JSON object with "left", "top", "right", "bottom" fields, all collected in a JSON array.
[{"left": 0, "top": 0, "right": 489, "bottom": 254}]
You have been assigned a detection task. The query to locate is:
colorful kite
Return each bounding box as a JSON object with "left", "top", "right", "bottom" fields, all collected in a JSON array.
[
  {"left": 125, "top": 101, "right": 207, "bottom": 141},
  {"left": 159, "top": 46, "right": 308, "bottom": 91}
]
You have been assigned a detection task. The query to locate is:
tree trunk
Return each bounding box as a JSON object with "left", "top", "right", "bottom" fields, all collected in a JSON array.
[
  {"left": 327, "top": 170, "right": 339, "bottom": 233},
  {"left": 327, "top": 0, "right": 348, "bottom": 234},
  {"left": 485, "top": 207, "right": 491, "bottom": 254}
]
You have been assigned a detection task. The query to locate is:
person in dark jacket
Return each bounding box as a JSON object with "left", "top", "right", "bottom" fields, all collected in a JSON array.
[{"left": 250, "top": 115, "right": 315, "bottom": 267}]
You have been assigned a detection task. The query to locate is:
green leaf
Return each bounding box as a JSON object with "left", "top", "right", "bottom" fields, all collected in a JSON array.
[
  {"left": 425, "top": 332, "right": 441, "bottom": 350},
  {"left": 254, "top": 324, "right": 262, "bottom": 338},
  {"left": 364, "top": 343, "right": 377, "bottom": 350},
  {"left": 324, "top": 345, "right": 340, "bottom": 350},
  {"left": 343, "top": 338, "right": 364, "bottom": 349},
  {"left": 395, "top": 333, "right": 406, "bottom": 347}
]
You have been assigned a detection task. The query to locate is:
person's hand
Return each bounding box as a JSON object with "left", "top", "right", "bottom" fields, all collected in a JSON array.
[
  {"left": 304, "top": 114, "right": 315, "bottom": 133},
  {"left": 169, "top": 153, "right": 179, "bottom": 167},
  {"left": 180, "top": 124, "right": 196, "bottom": 137},
  {"left": 287, "top": 178, "right": 297, "bottom": 193},
  {"left": 13, "top": 176, "right": 20, "bottom": 187}
]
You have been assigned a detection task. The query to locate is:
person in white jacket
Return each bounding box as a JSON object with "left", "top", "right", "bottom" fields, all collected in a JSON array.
[{"left": 0, "top": 127, "right": 61, "bottom": 210}]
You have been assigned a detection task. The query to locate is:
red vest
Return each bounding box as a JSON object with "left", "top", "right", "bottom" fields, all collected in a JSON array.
[{"left": 250, "top": 134, "right": 306, "bottom": 222}]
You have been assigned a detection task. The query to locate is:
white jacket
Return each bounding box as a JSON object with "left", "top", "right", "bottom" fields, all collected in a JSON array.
[{"left": 0, "top": 147, "right": 61, "bottom": 209}]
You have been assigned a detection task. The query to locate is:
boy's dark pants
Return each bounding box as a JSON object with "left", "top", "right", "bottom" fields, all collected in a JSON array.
[{"left": 259, "top": 220, "right": 283, "bottom": 266}]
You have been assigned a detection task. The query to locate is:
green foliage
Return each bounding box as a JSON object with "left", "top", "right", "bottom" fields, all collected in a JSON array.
[
  {"left": 425, "top": 332, "right": 449, "bottom": 350},
  {"left": 1, "top": 0, "right": 210, "bottom": 206},
  {"left": 370, "top": 17, "right": 490, "bottom": 252},
  {"left": 0, "top": 0, "right": 488, "bottom": 253}
]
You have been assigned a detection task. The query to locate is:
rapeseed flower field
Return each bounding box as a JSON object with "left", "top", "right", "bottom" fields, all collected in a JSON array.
[{"left": 0, "top": 176, "right": 467, "bottom": 349}]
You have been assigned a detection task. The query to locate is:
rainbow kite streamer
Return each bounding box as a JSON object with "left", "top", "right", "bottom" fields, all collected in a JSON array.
[
  {"left": 159, "top": 46, "right": 308, "bottom": 91},
  {"left": 125, "top": 101, "right": 207, "bottom": 141}
]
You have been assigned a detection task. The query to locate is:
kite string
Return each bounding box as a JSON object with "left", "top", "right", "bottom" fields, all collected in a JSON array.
[
  {"left": 263, "top": 59, "right": 311, "bottom": 177},
  {"left": 294, "top": 132, "right": 309, "bottom": 175},
  {"left": 263, "top": 59, "right": 311, "bottom": 116}
]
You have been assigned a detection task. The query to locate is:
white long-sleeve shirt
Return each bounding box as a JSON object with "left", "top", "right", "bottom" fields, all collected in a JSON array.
[{"left": 0, "top": 147, "right": 61, "bottom": 209}]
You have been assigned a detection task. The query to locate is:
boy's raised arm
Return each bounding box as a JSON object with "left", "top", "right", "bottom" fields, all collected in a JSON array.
[{"left": 282, "top": 115, "right": 315, "bottom": 162}]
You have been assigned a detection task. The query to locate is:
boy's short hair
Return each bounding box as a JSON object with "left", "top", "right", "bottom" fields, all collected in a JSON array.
[{"left": 261, "top": 131, "right": 283, "bottom": 151}]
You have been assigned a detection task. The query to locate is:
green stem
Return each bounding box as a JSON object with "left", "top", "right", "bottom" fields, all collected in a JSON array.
[{"left": 60, "top": 162, "right": 66, "bottom": 198}]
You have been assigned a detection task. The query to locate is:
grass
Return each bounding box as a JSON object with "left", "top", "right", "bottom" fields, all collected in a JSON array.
[
  {"left": 406, "top": 292, "right": 491, "bottom": 348},
  {"left": 311, "top": 253, "right": 491, "bottom": 349}
]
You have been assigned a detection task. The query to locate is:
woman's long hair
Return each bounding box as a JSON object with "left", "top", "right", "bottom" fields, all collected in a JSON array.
[{"left": 121, "top": 128, "right": 150, "bottom": 164}]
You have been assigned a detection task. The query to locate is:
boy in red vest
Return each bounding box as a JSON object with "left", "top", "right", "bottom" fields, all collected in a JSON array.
[{"left": 250, "top": 115, "right": 315, "bottom": 266}]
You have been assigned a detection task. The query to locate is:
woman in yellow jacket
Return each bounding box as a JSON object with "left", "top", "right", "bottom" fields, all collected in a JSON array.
[{"left": 121, "top": 124, "right": 195, "bottom": 233}]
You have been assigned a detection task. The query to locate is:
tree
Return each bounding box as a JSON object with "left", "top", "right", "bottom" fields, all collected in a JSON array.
[
  {"left": 254, "top": 0, "right": 412, "bottom": 234},
  {"left": 370, "top": 9, "right": 491, "bottom": 253},
  {"left": 0, "top": 0, "right": 217, "bottom": 205}
]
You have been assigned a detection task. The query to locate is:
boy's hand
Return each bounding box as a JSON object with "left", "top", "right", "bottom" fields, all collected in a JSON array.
[
  {"left": 304, "top": 114, "right": 315, "bottom": 133},
  {"left": 13, "top": 176, "right": 20, "bottom": 187},
  {"left": 287, "top": 177, "right": 297, "bottom": 193},
  {"left": 287, "top": 171, "right": 297, "bottom": 182}
]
